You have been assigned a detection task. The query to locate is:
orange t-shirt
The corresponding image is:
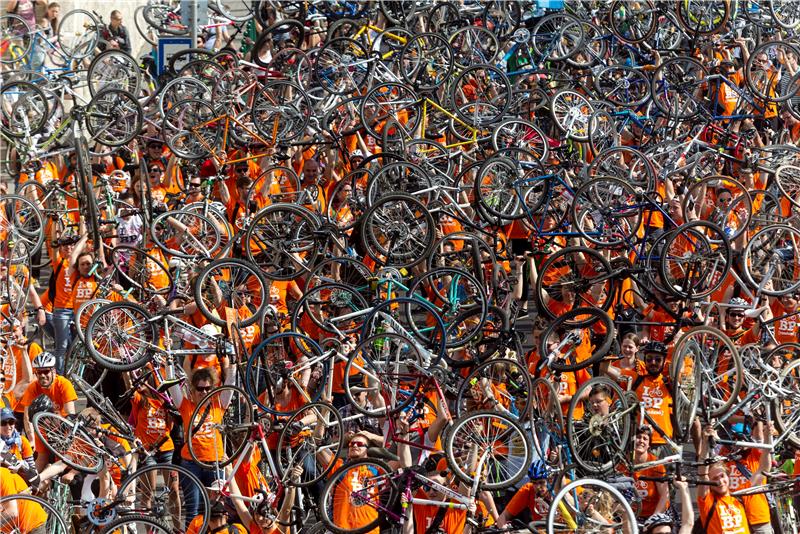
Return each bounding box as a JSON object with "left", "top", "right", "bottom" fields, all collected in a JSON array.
[
  {"left": 413, "top": 488, "right": 493, "bottom": 534},
  {"left": 327, "top": 459, "right": 380, "bottom": 534},
  {"left": 697, "top": 492, "right": 750, "bottom": 534},
  {"left": 72, "top": 276, "right": 99, "bottom": 314},
  {"left": 634, "top": 453, "right": 668, "bottom": 517},
  {"left": 0, "top": 467, "right": 47, "bottom": 530},
  {"left": 52, "top": 258, "right": 76, "bottom": 310},
  {"left": 726, "top": 448, "right": 770, "bottom": 526},
  {"left": 179, "top": 397, "right": 225, "bottom": 463},
  {"left": 771, "top": 301, "right": 799, "bottom": 345},
  {"left": 503, "top": 482, "right": 547, "bottom": 522},
  {"left": 131, "top": 392, "right": 175, "bottom": 452},
  {"left": 20, "top": 375, "right": 77, "bottom": 416},
  {"left": 635, "top": 375, "right": 673, "bottom": 444}
]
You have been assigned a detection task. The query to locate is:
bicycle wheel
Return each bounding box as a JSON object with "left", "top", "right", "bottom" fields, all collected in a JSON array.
[
  {"left": 650, "top": 56, "right": 708, "bottom": 119},
  {"left": 360, "top": 297, "right": 447, "bottom": 365},
  {"left": 566, "top": 377, "right": 632, "bottom": 474},
  {"left": 775, "top": 164, "right": 800, "bottom": 209},
  {"left": 291, "top": 282, "right": 369, "bottom": 336},
  {"left": 534, "top": 246, "right": 616, "bottom": 321},
  {"left": 314, "top": 37, "right": 371, "bottom": 96},
  {"left": 595, "top": 65, "right": 651, "bottom": 108},
  {"left": 572, "top": 176, "right": 643, "bottom": 247},
  {"left": 87, "top": 49, "right": 142, "bottom": 97},
  {"left": 57, "top": 9, "right": 99, "bottom": 59},
  {"left": 117, "top": 464, "right": 208, "bottom": 533},
  {"left": 670, "top": 326, "right": 742, "bottom": 417},
  {"left": 531, "top": 13, "right": 585, "bottom": 61},
  {"left": 251, "top": 19, "right": 306, "bottom": 68},
  {"left": 743, "top": 224, "right": 800, "bottom": 296},
  {"left": 538, "top": 308, "right": 615, "bottom": 373},
  {"left": 157, "top": 76, "right": 211, "bottom": 118},
  {"left": 162, "top": 98, "right": 219, "bottom": 160},
  {"left": 399, "top": 32, "right": 454, "bottom": 91},
  {"left": 85, "top": 301, "right": 158, "bottom": 372},
  {"left": 446, "top": 410, "right": 531, "bottom": 490},
  {"left": 33, "top": 412, "right": 104, "bottom": 474},
  {"left": 473, "top": 156, "right": 524, "bottom": 220},
  {"left": 65, "top": 339, "right": 107, "bottom": 390},
  {"left": 343, "top": 332, "right": 423, "bottom": 417},
  {"left": 671, "top": 338, "right": 700, "bottom": 443},
  {"left": 775, "top": 358, "right": 800, "bottom": 448},
  {"left": 98, "top": 514, "right": 171, "bottom": 534},
  {"left": 86, "top": 88, "right": 143, "bottom": 147},
  {"left": 450, "top": 64, "right": 511, "bottom": 127},
  {"left": 151, "top": 209, "right": 221, "bottom": 260},
  {"left": 277, "top": 402, "right": 343, "bottom": 487},
  {"left": 745, "top": 40, "right": 800, "bottom": 103},
  {"left": 359, "top": 82, "right": 419, "bottom": 144},
  {"left": 365, "top": 161, "right": 433, "bottom": 206},
  {"left": 0, "top": 14, "right": 32, "bottom": 65},
  {"left": 194, "top": 258, "right": 268, "bottom": 328},
  {"left": 682, "top": 176, "right": 752, "bottom": 244},
  {"left": 675, "top": 0, "right": 729, "bottom": 34},
  {"left": 251, "top": 80, "right": 312, "bottom": 143},
  {"left": 360, "top": 194, "right": 435, "bottom": 270},
  {"left": 0, "top": 195, "right": 44, "bottom": 257},
  {"left": 406, "top": 267, "right": 488, "bottom": 348},
  {"left": 492, "top": 118, "right": 549, "bottom": 162},
  {"left": 0, "top": 494, "right": 69, "bottom": 534},
  {"left": 550, "top": 90, "right": 594, "bottom": 141},
  {"left": 530, "top": 377, "right": 565, "bottom": 466},
  {"left": 609, "top": 0, "right": 656, "bottom": 42},
  {"left": 72, "top": 372, "right": 132, "bottom": 436},
  {"left": 455, "top": 357, "right": 531, "bottom": 421},
  {"left": 246, "top": 332, "right": 329, "bottom": 416},
  {"left": 546, "top": 478, "right": 637, "bottom": 534},
  {"left": 187, "top": 385, "right": 253, "bottom": 469},
  {"left": 304, "top": 256, "right": 372, "bottom": 293},
  {"left": 659, "top": 221, "right": 731, "bottom": 299},
  {"left": 586, "top": 147, "right": 655, "bottom": 191},
  {"left": 110, "top": 245, "right": 174, "bottom": 297},
  {"left": 1, "top": 80, "right": 48, "bottom": 138},
  {"left": 246, "top": 202, "right": 320, "bottom": 281},
  {"left": 319, "top": 458, "right": 397, "bottom": 534}
]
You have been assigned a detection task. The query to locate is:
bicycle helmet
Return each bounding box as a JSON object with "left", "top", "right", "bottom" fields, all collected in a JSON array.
[
  {"left": 641, "top": 341, "right": 667, "bottom": 355},
  {"left": 27, "top": 394, "right": 53, "bottom": 419},
  {"left": 527, "top": 460, "right": 549, "bottom": 481},
  {"left": 728, "top": 297, "right": 748, "bottom": 309},
  {"left": 643, "top": 513, "right": 673, "bottom": 533},
  {"left": 32, "top": 352, "right": 56, "bottom": 369}
]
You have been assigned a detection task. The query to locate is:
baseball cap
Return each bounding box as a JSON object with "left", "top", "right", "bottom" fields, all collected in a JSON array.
[{"left": 0, "top": 408, "right": 16, "bottom": 422}]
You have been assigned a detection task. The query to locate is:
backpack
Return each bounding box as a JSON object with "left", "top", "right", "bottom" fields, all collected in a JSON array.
[{"left": 47, "top": 261, "right": 64, "bottom": 303}]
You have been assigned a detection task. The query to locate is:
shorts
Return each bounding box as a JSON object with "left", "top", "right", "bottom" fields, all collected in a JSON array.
[{"left": 140, "top": 449, "right": 175, "bottom": 468}]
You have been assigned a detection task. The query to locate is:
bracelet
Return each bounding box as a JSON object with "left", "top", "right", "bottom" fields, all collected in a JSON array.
[{"left": 35, "top": 307, "right": 43, "bottom": 312}]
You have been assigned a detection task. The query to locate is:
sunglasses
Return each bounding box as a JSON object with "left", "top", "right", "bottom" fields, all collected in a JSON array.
[
  {"left": 0, "top": 420, "right": 14, "bottom": 426},
  {"left": 728, "top": 312, "right": 744, "bottom": 318},
  {"left": 195, "top": 386, "right": 212, "bottom": 393},
  {"left": 35, "top": 369, "right": 53, "bottom": 376},
  {"left": 189, "top": 183, "right": 202, "bottom": 188},
  {"left": 349, "top": 440, "right": 367, "bottom": 448},
  {"left": 235, "top": 167, "right": 248, "bottom": 173}
]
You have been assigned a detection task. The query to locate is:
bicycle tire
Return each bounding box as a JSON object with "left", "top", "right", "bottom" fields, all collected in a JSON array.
[
  {"left": 445, "top": 410, "right": 532, "bottom": 490},
  {"left": 670, "top": 325, "right": 742, "bottom": 417},
  {"left": 343, "top": 332, "right": 423, "bottom": 418},
  {"left": 659, "top": 220, "right": 732, "bottom": 299},
  {"left": 319, "top": 457, "right": 397, "bottom": 534},
  {"left": 194, "top": 257, "right": 268, "bottom": 328},
  {"left": 57, "top": 9, "right": 99, "bottom": 59},
  {"left": 117, "top": 464, "right": 209, "bottom": 532},
  {"left": 454, "top": 357, "right": 532, "bottom": 421},
  {"left": 671, "top": 338, "right": 700, "bottom": 443},
  {"left": 33, "top": 412, "right": 105, "bottom": 474},
  {"left": 151, "top": 209, "right": 221, "bottom": 259},
  {"left": 675, "top": 0, "right": 730, "bottom": 35},
  {"left": 86, "top": 88, "right": 143, "bottom": 147},
  {"left": 187, "top": 385, "right": 254, "bottom": 469},
  {"left": 277, "top": 402, "right": 344, "bottom": 487},
  {"left": 572, "top": 176, "right": 643, "bottom": 247},
  {"left": 98, "top": 514, "right": 171, "bottom": 534},
  {"left": 291, "top": 282, "right": 369, "bottom": 336},
  {"left": 534, "top": 246, "right": 616, "bottom": 321},
  {"left": 251, "top": 80, "right": 312, "bottom": 143},
  {"left": 0, "top": 80, "right": 48, "bottom": 138},
  {"left": 586, "top": 146, "right": 656, "bottom": 192},
  {"left": 546, "top": 478, "right": 637, "bottom": 534},
  {"left": 538, "top": 307, "right": 615, "bottom": 373},
  {"left": 133, "top": 5, "right": 158, "bottom": 47},
  {"left": 745, "top": 40, "right": 800, "bottom": 103},
  {"left": 774, "top": 164, "right": 800, "bottom": 209},
  {"left": 450, "top": 64, "right": 511, "bottom": 127},
  {"left": 110, "top": 244, "right": 174, "bottom": 297},
  {"left": 609, "top": 0, "right": 656, "bottom": 43},
  {"left": 85, "top": 301, "right": 158, "bottom": 372},
  {"left": 743, "top": 224, "right": 800, "bottom": 296},
  {"left": 650, "top": 56, "right": 708, "bottom": 120},
  {"left": 245, "top": 202, "right": 321, "bottom": 281},
  {"left": 531, "top": 13, "right": 586, "bottom": 61},
  {"left": 142, "top": 4, "right": 188, "bottom": 35},
  {"left": 0, "top": 194, "right": 45, "bottom": 257},
  {"left": 360, "top": 194, "right": 435, "bottom": 269},
  {"left": 399, "top": 32, "right": 454, "bottom": 91},
  {"left": 245, "top": 332, "right": 329, "bottom": 416},
  {"left": 87, "top": 49, "right": 142, "bottom": 97},
  {"left": 530, "top": 377, "right": 565, "bottom": 466},
  {"left": 775, "top": 358, "right": 800, "bottom": 448},
  {"left": 0, "top": 494, "right": 69, "bottom": 534}
]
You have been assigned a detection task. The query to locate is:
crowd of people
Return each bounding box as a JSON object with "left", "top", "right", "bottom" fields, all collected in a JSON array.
[{"left": 4, "top": 1, "right": 800, "bottom": 534}]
